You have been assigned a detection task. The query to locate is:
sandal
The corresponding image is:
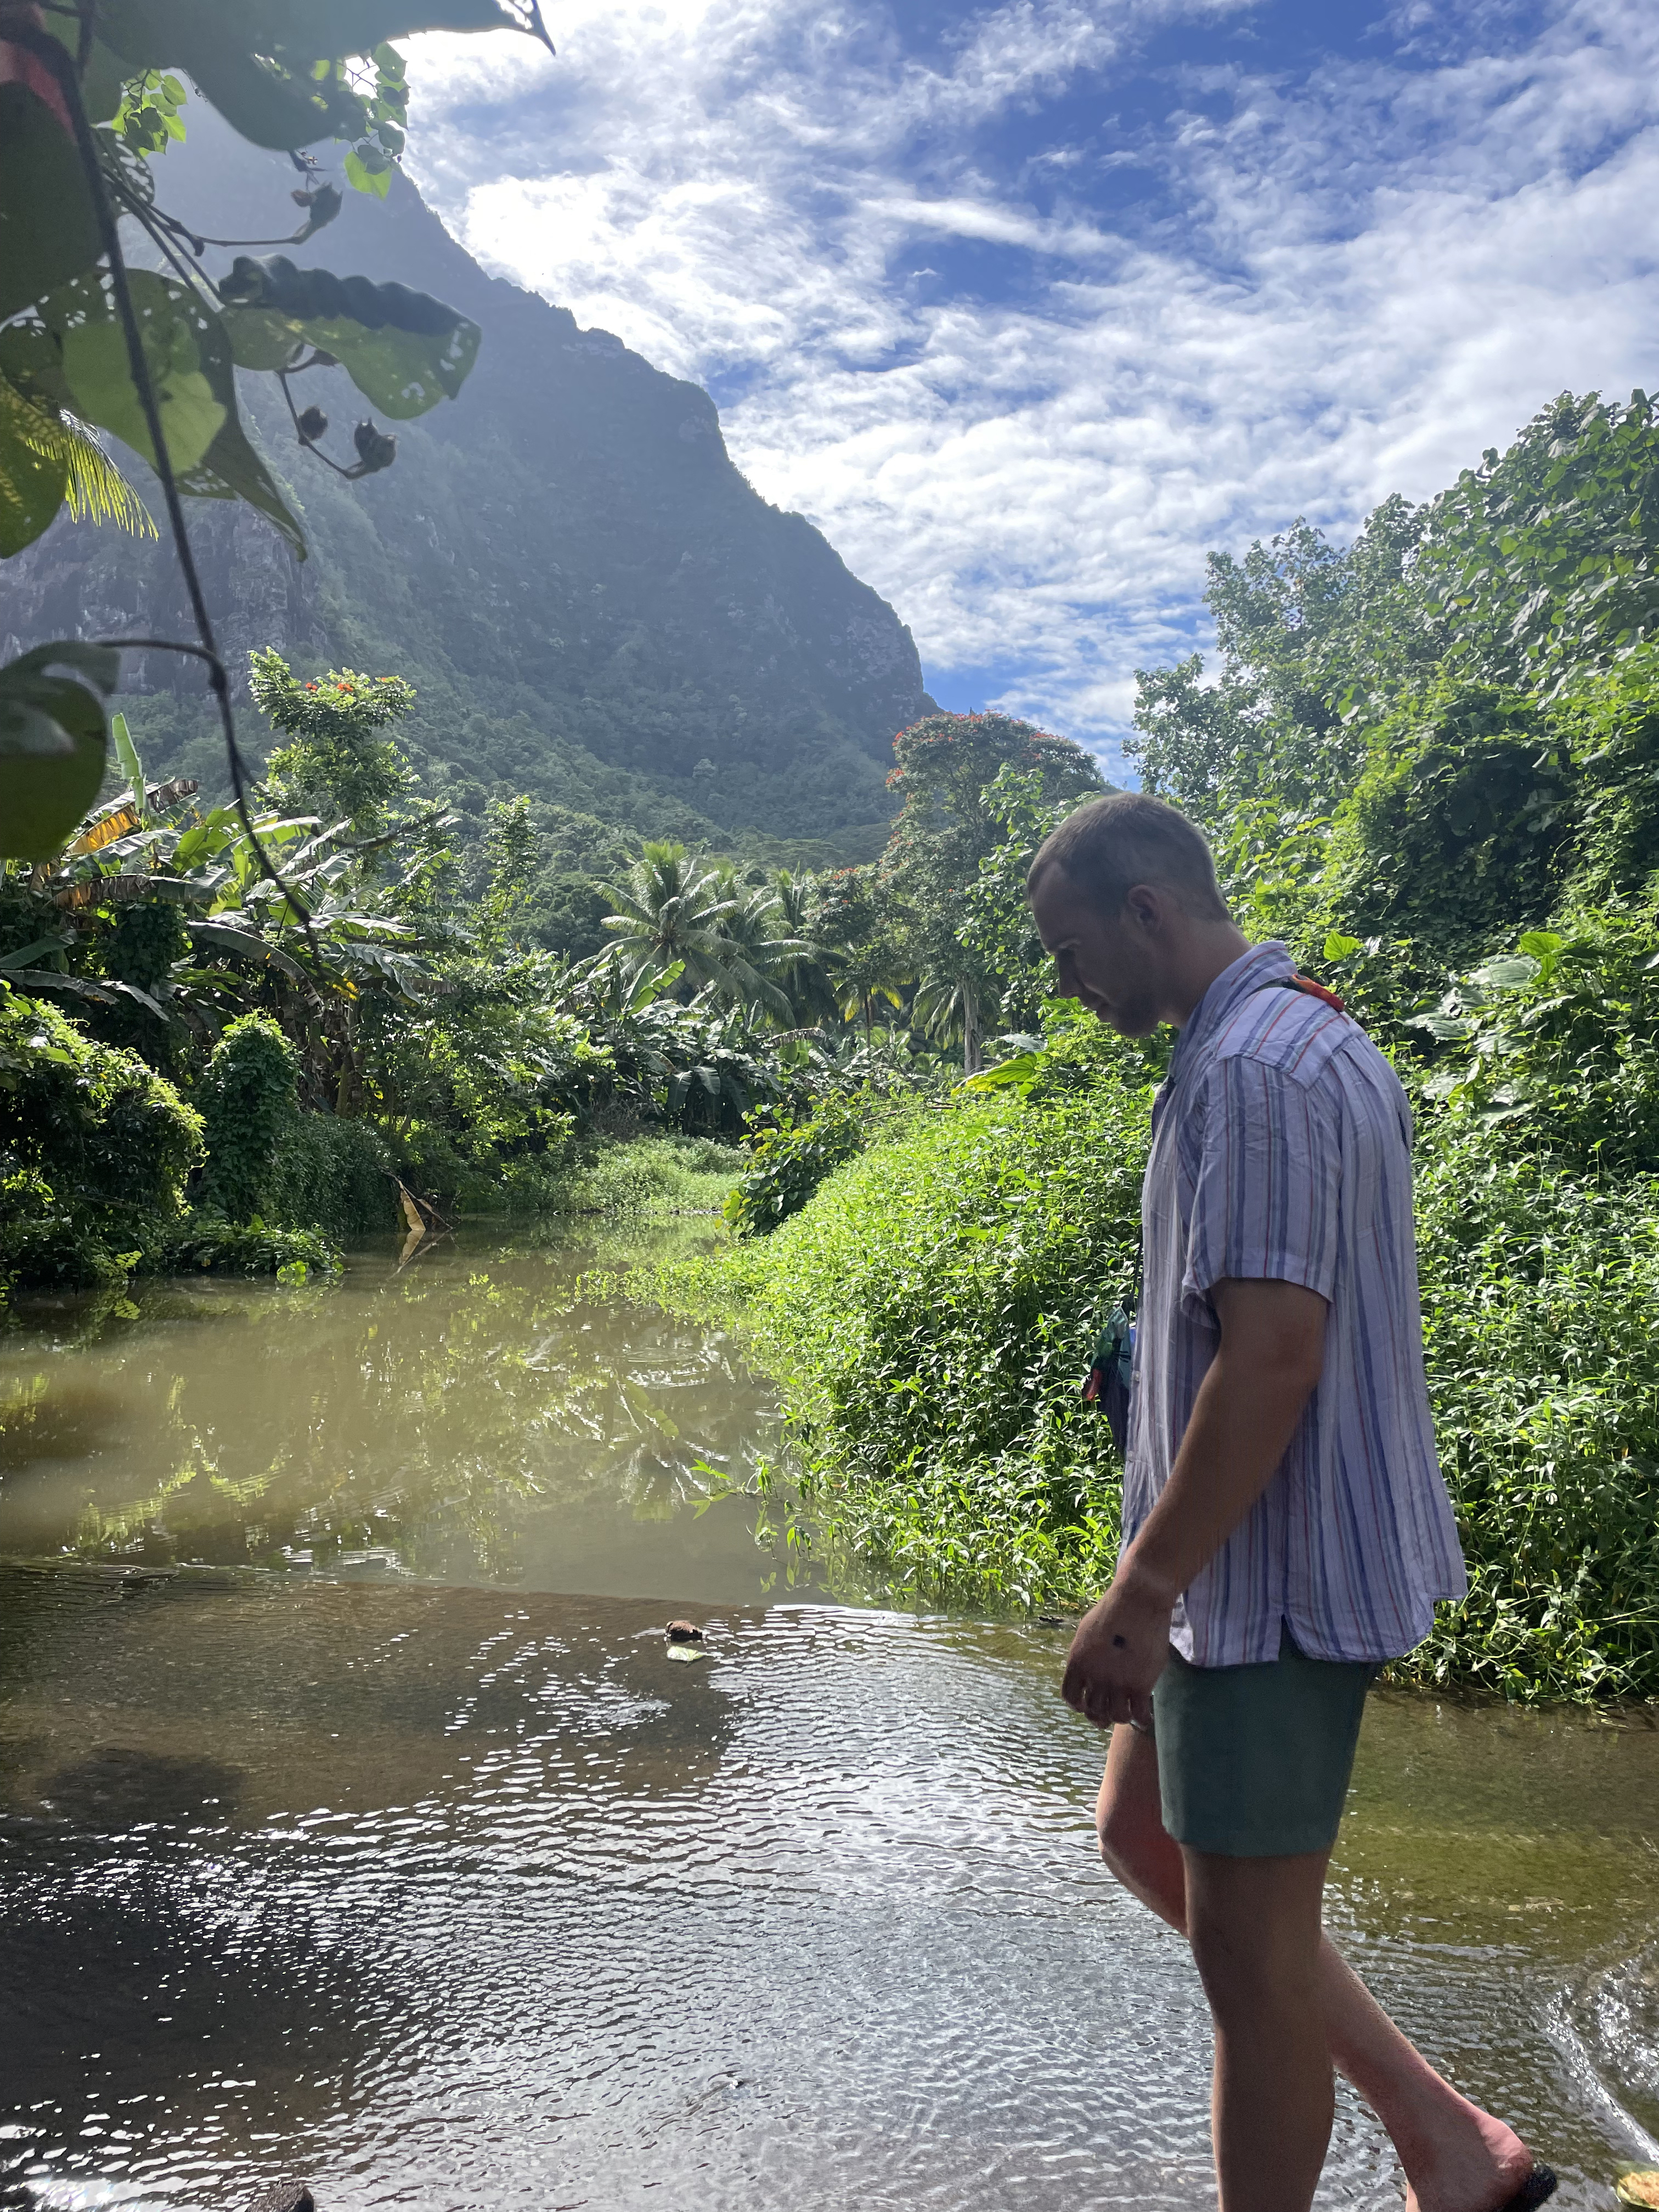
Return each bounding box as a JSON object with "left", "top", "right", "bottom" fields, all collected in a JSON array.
[{"left": 1497, "top": 2171, "right": 1558, "bottom": 2212}]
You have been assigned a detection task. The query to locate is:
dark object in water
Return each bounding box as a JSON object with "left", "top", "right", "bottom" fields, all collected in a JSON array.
[
  {"left": 1499, "top": 2170, "right": 1556, "bottom": 2212},
  {"left": 666, "top": 1620, "right": 705, "bottom": 1643},
  {"left": 249, "top": 2186, "right": 315, "bottom": 2212}
]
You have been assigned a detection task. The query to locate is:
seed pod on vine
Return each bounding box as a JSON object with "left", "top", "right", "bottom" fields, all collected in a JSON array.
[
  {"left": 297, "top": 405, "right": 328, "bottom": 441},
  {"left": 353, "top": 420, "right": 398, "bottom": 474}
]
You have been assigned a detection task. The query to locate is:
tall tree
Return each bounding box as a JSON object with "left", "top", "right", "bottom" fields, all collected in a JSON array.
[
  {"left": 601, "top": 843, "right": 740, "bottom": 997},
  {"left": 881, "top": 712, "right": 1104, "bottom": 1071},
  {"left": 251, "top": 651, "right": 416, "bottom": 835}
]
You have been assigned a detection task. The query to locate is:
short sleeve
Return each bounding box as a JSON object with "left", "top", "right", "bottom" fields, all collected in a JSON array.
[{"left": 1180, "top": 1056, "right": 1340, "bottom": 1320}]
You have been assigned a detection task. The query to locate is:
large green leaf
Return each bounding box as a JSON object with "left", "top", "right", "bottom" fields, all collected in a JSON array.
[
  {"left": 218, "top": 256, "right": 480, "bottom": 416},
  {"left": 96, "top": 3, "right": 361, "bottom": 147},
  {"left": 221, "top": 306, "right": 306, "bottom": 372},
  {"left": 177, "top": 410, "right": 308, "bottom": 558},
  {"left": 95, "top": 1, "right": 534, "bottom": 149},
  {"left": 184, "top": 918, "right": 313, "bottom": 984},
  {"left": 0, "top": 86, "right": 104, "bottom": 322},
  {"left": 111, "top": 710, "right": 145, "bottom": 800},
  {"left": 47, "top": 269, "right": 225, "bottom": 475},
  {"left": 0, "top": 319, "right": 71, "bottom": 413},
  {"left": 0, "top": 642, "right": 120, "bottom": 860},
  {"left": 42, "top": 270, "right": 306, "bottom": 552},
  {"left": 174, "top": 305, "right": 308, "bottom": 558}
]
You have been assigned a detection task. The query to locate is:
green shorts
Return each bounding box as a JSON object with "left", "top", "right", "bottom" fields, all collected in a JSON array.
[{"left": 1149, "top": 1624, "right": 1379, "bottom": 1859}]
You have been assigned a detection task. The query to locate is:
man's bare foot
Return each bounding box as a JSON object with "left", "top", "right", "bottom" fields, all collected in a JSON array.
[{"left": 1401, "top": 2099, "right": 1539, "bottom": 2212}]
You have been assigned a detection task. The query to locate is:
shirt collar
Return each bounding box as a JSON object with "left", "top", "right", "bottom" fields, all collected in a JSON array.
[{"left": 1166, "top": 940, "right": 1297, "bottom": 1088}]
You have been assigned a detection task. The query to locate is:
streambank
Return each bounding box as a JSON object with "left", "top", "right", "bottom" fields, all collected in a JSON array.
[{"left": 631, "top": 1084, "right": 1659, "bottom": 1706}]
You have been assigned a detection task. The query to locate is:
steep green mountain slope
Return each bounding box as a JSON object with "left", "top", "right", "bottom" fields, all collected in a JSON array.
[{"left": 0, "top": 113, "right": 933, "bottom": 854}]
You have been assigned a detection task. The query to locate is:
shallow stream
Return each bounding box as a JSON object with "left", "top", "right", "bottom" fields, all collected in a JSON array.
[{"left": 1, "top": 1231, "right": 1655, "bottom": 2210}]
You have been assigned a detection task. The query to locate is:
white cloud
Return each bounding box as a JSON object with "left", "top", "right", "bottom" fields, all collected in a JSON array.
[{"left": 404, "top": 0, "right": 1659, "bottom": 768}]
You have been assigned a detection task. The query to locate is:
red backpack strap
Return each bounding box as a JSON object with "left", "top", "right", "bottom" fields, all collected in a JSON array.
[
  {"left": 1252, "top": 973, "right": 1354, "bottom": 1020},
  {"left": 1288, "top": 973, "right": 1346, "bottom": 1013}
]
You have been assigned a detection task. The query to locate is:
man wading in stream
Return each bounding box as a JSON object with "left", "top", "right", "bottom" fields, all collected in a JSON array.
[{"left": 1029, "top": 793, "right": 1557, "bottom": 2212}]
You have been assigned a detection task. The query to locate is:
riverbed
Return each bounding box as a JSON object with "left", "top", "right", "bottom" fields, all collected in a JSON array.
[{"left": 1, "top": 1230, "right": 1655, "bottom": 2211}]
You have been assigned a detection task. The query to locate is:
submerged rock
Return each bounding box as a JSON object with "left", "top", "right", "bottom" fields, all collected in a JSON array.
[
  {"left": 665, "top": 1620, "right": 709, "bottom": 1666},
  {"left": 250, "top": 2186, "right": 315, "bottom": 2212}
]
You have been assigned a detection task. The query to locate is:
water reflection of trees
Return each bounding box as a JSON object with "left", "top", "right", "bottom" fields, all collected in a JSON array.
[{"left": 0, "top": 1242, "right": 783, "bottom": 1584}]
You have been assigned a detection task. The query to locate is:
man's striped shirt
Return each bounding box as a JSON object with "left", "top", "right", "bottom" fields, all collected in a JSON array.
[{"left": 1123, "top": 940, "right": 1466, "bottom": 1667}]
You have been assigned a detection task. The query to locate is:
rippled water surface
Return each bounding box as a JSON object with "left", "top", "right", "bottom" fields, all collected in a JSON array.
[{"left": 1, "top": 1234, "right": 1656, "bottom": 2212}]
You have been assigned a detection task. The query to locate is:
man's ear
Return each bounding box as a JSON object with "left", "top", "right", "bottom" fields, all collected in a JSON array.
[{"left": 1122, "top": 882, "right": 1165, "bottom": 934}]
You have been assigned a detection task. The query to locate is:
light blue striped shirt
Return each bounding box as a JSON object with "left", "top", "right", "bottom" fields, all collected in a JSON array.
[{"left": 1123, "top": 940, "right": 1467, "bottom": 1667}]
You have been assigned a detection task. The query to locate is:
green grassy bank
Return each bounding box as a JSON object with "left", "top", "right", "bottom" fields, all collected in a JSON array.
[{"left": 637, "top": 1070, "right": 1659, "bottom": 1706}]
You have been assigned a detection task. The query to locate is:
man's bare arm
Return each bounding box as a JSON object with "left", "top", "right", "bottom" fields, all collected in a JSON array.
[{"left": 1060, "top": 1277, "right": 1328, "bottom": 1730}]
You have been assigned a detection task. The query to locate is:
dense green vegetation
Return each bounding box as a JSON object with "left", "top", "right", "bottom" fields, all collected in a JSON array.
[
  {"left": 0, "top": 658, "right": 868, "bottom": 1298},
  {"left": 640, "top": 391, "right": 1659, "bottom": 1705},
  {"left": 1, "top": 685, "right": 1095, "bottom": 1283}
]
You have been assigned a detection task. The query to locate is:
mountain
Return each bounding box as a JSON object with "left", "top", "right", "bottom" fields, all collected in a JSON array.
[{"left": 0, "top": 111, "right": 935, "bottom": 857}]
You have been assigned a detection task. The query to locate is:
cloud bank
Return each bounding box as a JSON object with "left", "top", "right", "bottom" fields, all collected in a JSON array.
[{"left": 404, "top": 0, "right": 1659, "bottom": 770}]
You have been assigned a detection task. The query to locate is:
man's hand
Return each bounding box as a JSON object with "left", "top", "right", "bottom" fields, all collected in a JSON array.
[
  {"left": 1060, "top": 1566, "right": 1177, "bottom": 1731},
  {"left": 1060, "top": 1277, "right": 1328, "bottom": 1734}
]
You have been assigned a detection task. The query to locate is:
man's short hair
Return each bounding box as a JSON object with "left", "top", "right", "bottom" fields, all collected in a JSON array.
[{"left": 1027, "top": 792, "right": 1229, "bottom": 921}]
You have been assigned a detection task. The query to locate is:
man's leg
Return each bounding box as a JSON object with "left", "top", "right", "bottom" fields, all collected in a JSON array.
[
  {"left": 1184, "top": 1843, "right": 1333, "bottom": 2212},
  {"left": 1096, "top": 1726, "right": 1538, "bottom": 2212}
]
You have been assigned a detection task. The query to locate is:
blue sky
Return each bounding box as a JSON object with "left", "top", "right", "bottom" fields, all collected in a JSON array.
[{"left": 405, "top": 0, "right": 1659, "bottom": 774}]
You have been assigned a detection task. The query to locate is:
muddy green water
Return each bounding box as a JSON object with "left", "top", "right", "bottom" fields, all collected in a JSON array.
[{"left": 0, "top": 1231, "right": 1655, "bottom": 2212}]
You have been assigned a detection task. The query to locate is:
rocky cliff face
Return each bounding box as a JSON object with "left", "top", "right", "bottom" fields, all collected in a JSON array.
[{"left": 1, "top": 114, "right": 931, "bottom": 843}]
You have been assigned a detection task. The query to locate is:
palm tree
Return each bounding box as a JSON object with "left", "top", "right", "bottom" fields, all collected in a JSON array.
[
  {"left": 912, "top": 964, "right": 990, "bottom": 1075},
  {"left": 601, "top": 842, "right": 743, "bottom": 997},
  {"left": 767, "top": 868, "right": 837, "bottom": 1023},
  {"left": 824, "top": 931, "right": 911, "bottom": 1051},
  {"left": 707, "top": 866, "right": 814, "bottom": 1022}
]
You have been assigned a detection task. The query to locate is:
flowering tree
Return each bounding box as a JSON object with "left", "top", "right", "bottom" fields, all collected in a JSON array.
[{"left": 250, "top": 649, "right": 416, "bottom": 834}]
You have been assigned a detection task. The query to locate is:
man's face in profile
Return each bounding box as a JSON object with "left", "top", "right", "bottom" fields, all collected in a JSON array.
[{"left": 1030, "top": 866, "right": 1168, "bottom": 1038}]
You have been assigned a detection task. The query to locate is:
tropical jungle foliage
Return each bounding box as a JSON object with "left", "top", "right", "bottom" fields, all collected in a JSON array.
[{"left": 640, "top": 388, "right": 1659, "bottom": 1705}]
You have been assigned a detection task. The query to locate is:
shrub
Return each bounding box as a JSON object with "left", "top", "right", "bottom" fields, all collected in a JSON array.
[
  {"left": 725, "top": 1088, "right": 885, "bottom": 1235},
  {"left": 195, "top": 1014, "right": 300, "bottom": 1223},
  {"left": 0, "top": 989, "right": 202, "bottom": 1294},
  {"left": 267, "top": 1110, "right": 398, "bottom": 1241},
  {"left": 645, "top": 1065, "right": 1659, "bottom": 1699},
  {"left": 1400, "top": 910, "right": 1659, "bottom": 1175},
  {"left": 1407, "top": 1131, "right": 1659, "bottom": 1702},
  {"left": 558, "top": 1135, "right": 746, "bottom": 1221},
  {"left": 645, "top": 1086, "right": 1149, "bottom": 1611},
  {"left": 1317, "top": 683, "right": 1575, "bottom": 958},
  {"left": 164, "top": 1217, "right": 343, "bottom": 1278}
]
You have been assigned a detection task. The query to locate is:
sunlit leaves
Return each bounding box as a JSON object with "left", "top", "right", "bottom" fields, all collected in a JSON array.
[
  {"left": 93, "top": 0, "right": 539, "bottom": 150},
  {"left": 345, "top": 146, "right": 392, "bottom": 199},
  {"left": 0, "top": 376, "right": 69, "bottom": 557},
  {"left": 110, "top": 69, "right": 188, "bottom": 156},
  {"left": 1422, "top": 390, "right": 1659, "bottom": 695}
]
